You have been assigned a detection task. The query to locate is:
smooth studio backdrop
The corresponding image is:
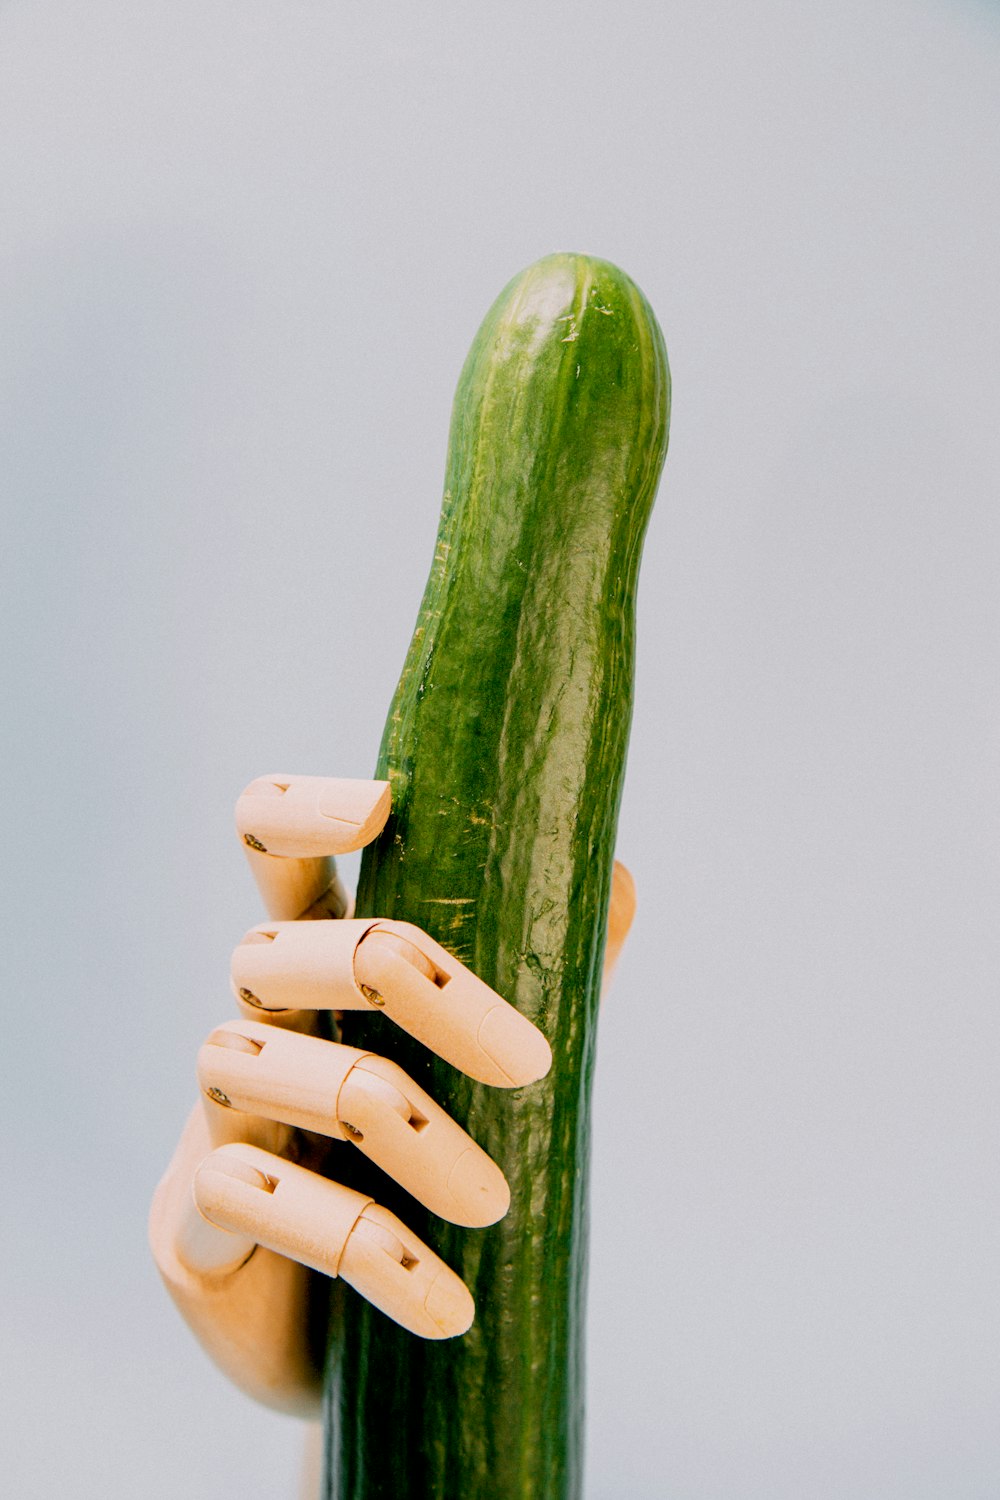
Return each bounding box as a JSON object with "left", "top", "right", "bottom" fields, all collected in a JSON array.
[{"left": 3, "top": 3, "right": 999, "bottom": 1496}]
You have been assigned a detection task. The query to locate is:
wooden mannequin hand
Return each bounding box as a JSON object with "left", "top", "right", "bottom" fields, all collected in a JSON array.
[{"left": 150, "top": 775, "right": 636, "bottom": 1417}]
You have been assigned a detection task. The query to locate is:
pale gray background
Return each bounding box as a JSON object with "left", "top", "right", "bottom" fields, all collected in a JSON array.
[{"left": 2, "top": 2, "right": 998, "bottom": 1496}]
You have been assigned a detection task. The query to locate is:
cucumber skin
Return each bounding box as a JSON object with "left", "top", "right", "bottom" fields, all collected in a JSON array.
[{"left": 323, "top": 254, "right": 670, "bottom": 1499}]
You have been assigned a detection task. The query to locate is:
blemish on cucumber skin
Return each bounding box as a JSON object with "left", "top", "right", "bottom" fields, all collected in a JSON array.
[
  {"left": 556, "top": 312, "right": 580, "bottom": 344},
  {"left": 587, "top": 285, "right": 615, "bottom": 316}
]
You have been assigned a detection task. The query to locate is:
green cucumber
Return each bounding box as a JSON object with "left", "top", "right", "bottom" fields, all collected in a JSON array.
[{"left": 324, "top": 252, "right": 670, "bottom": 1498}]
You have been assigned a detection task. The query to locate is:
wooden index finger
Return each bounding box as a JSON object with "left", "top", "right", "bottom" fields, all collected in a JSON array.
[{"left": 235, "top": 775, "right": 391, "bottom": 921}]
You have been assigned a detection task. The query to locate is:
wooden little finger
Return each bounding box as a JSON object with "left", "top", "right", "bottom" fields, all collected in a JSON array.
[{"left": 194, "top": 1143, "right": 474, "bottom": 1339}]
